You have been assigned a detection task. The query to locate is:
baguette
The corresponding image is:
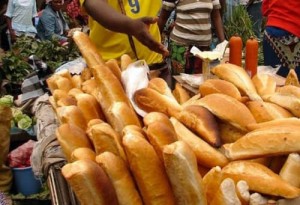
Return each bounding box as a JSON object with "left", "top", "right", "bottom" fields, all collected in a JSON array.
[
  {"left": 143, "top": 112, "right": 173, "bottom": 129},
  {"left": 55, "top": 76, "right": 73, "bottom": 92},
  {"left": 56, "top": 123, "right": 93, "bottom": 162},
  {"left": 56, "top": 96, "right": 77, "bottom": 107},
  {"left": 182, "top": 93, "right": 201, "bottom": 108},
  {"left": 279, "top": 153, "right": 300, "bottom": 188},
  {"left": 194, "top": 93, "right": 256, "bottom": 131},
  {"left": 68, "top": 88, "right": 83, "bottom": 97},
  {"left": 252, "top": 73, "right": 277, "bottom": 99},
  {"left": 177, "top": 105, "right": 221, "bottom": 147},
  {"left": 222, "top": 125, "right": 300, "bottom": 160},
  {"left": 56, "top": 105, "right": 87, "bottom": 130},
  {"left": 122, "top": 125, "right": 147, "bottom": 139},
  {"left": 163, "top": 141, "right": 207, "bottom": 205},
  {"left": 199, "top": 79, "right": 242, "bottom": 101},
  {"left": 71, "top": 147, "right": 96, "bottom": 162},
  {"left": 221, "top": 161, "right": 300, "bottom": 198},
  {"left": 96, "top": 152, "right": 143, "bottom": 205},
  {"left": 80, "top": 67, "right": 93, "bottom": 82},
  {"left": 105, "top": 59, "right": 122, "bottom": 82},
  {"left": 122, "top": 132, "right": 175, "bottom": 205},
  {"left": 285, "top": 69, "right": 299, "bottom": 87},
  {"left": 219, "top": 121, "right": 246, "bottom": 144},
  {"left": 246, "top": 117, "right": 300, "bottom": 131},
  {"left": 210, "top": 178, "right": 241, "bottom": 205},
  {"left": 61, "top": 159, "right": 118, "bottom": 205},
  {"left": 71, "top": 74, "right": 83, "bottom": 89},
  {"left": 172, "top": 83, "right": 191, "bottom": 104},
  {"left": 170, "top": 117, "right": 229, "bottom": 168},
  {"left": 276, "top": 85, "right": 300, "bottom": 98},
  {"left": 202, "top": 166, "right": 223, "bottom": 202},
  {"left": 211, "top": 63, "right": 262, "bottom": 101},
  {"left": 120, "top": 54, "right": 133, "bottom": 71},
  {"left": 148, "top": 77, "right": 178, "bottom": 103}
]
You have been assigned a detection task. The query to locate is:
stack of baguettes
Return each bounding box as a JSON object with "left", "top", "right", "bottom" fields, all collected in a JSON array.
[{"left": 47, "top": 31, "right": 300, "bottom": 205}]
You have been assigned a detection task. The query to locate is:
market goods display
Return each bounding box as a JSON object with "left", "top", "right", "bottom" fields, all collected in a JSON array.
[{"left": 46, "top": 31, "right": 300, "bottom": 205}]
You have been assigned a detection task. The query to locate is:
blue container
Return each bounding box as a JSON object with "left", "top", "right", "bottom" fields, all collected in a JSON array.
[{"left": 12, "top": 166, "right": 42, "bottom": 196}]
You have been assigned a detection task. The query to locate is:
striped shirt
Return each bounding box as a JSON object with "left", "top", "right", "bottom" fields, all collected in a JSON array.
[{"left": 162, "top": 0, "right": 221, "bottom": 47}]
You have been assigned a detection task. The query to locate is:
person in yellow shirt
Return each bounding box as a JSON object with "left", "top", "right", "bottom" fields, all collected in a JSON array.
[{"left": 79, "top": 0, "right": 169, "bottom": 65}]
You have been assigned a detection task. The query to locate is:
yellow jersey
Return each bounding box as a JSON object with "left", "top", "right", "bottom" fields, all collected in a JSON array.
[{"left": 79, "top": 0, "right": 163, "bottom": 64}]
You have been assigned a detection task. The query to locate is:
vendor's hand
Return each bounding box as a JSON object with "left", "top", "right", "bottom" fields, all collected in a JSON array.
[
  {"left": 131, "top": 17, "right": 169, "bottom": 57},
  {"left": 10, "top": 31, "right": 17, "bottom": 43}
]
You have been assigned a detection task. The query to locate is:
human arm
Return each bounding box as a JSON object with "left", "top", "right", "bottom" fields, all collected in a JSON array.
[
  {"left": 82, "top": 0, "right": 168, "bottom": 56},
  {"left": 4, "top": 0, "right": 16, "bottom": 43},
  {"left": 158, "top": 8, "right": 173, "bottom": 33},
  {"left": 211, "top": 9, "right": 225, "bottom": 43}
]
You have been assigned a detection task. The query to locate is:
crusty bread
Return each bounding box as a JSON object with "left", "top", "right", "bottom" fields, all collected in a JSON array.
[
  {"left": 122, "top": 132, "right": 176, "bottom": 205},
  {"left": 75, "top": 93, "right": 105, "bottom": 122},
  {"left": 72, "top": 31, "right": 105, "bottom": 68},
  {"left": 105, "top": 59, "right": 122, "bottom": 82},
  {"left": 96, "top": 152, "right": 143, "bottom": 205},
  {"left": 61, "top": 159, "right": 118, "bottom": 205},
  {"left": 279, "top": 153, "right": 300, "bottom": 188},
  {"left": 55, "top": 76, "right": 73, "bottom": 93},
  {"left": 80, "top": 67, "right": 93, "bottom": 82},
  {"left": 285, "top": 69, "right": 299, "bottom": 87},
  {"left": 245, "top": 100, "right": 293, "bottom": 123},
  {"left": 146, "top": 121, "right": 177, "bottom": 161},
  {"left": 56, "top": 123, "right": 93, "bottom": 162},
  {"left": 143, "top": 112, "right": 173, "bottom": 129},
  {"left": 199, "top": 79, "right": 242, "bottom": 101},
  {"left": 202, "top": 166, "right": 223, "bottom": 202},
  {"left": 170, "top": 117, "right": 229, "bottom": 168},
  {"left": 194, "top": 93, "right": 256, "bottom": 131},
  {"left": 172, "top": 83, "right": 191, "bottom": 104},
  {"left": 211, "top": 63, "right": 262, "bottom": 101},
  {"left": 71, "top": 75, "right": 83, "bottom": 89},
  {"left": 276, "top": 85, "right": 300, "bottom": 98},
  {"left": 221, "top": 161, "right": 300, "bottom": 198},
  {"left": 122, "top": 125, "right": 147, "bottom": 139},
  {"left": 52, "top": 89, "right": 68, "bottom": 103},
  {"left": 210, "top": 178, "right": 241, "bottom": 205},
  {"left": 46, "top": 74, "right": 59, "bottom": 94},
  {"left": 264, "top": 92, "right": 300, "bottom": 117},
  {"left": 134, "top": 87, "right": 182, "bottom": 118},
  {"left": 163, "top": 141, "right": 207, "bottom": 205},
  {"left": 56, "top": 105, "right": 87, "bottom": 130},
  {"left": 148, "top": 77, "right": 178, "bottom": 103},
  {"left": 246, "top": 117, "right": 300, "bottom": 131},
  {"left": 68, "top": 88, "right": 83, "bottom": 97},
  {"left": 218, "top": 121, "right": 246, "bottom": 144},
  {"left": 71, "top": 147, "right": 96, "bottom": 162},
  {"left": 182, "top": 93, "right": 201, "bottom": 108},
  {"left": 88, "top": 122, "right": 126, "bottom": 162},
  {"left": 252, "top": 73, "right": 277, "bottom": 99},
  {"left": 120, "top": 54, "right": 133, "bottom": 71},
  {"left": 222, "top": 125, "right": 300, "bottom": 160},
  {"left": 177, "top": 105, "right": 221, "bottom": 147},
  {"left": 56, "top": 96, "right": 77, "bottom": 107}
]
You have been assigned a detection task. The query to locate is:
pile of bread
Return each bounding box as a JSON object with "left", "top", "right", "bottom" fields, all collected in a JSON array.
[{"left": 46, "top": 31, "right": 300, "bottom": 205}]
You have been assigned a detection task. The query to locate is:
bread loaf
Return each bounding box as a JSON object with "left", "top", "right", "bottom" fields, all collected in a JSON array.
[
  {"left": 143, "top": 112, "right": 173, "bottom": 129},
  {"left": 71, "top": 75, "right": 83, "bottom": 89},
  {"left": 210, "top": 178, "right": 241, "bottom": 205},
  {"left": 211, "top": 63, "right": 262, "bottom": 101},
  {"left": 134, "top": 87, "right": 182, "bottom": 118},
  {"left": 194, "top": 93, "right": 256, "bottom": 131},
  {"left": 202, "top": 166, "right": 223, "bottom": 202},
  {"left": 71, "top": 147, "right": 96, "bottom": 162},
  {"left": 61, "top": 159, "right": 118, "bottom": 205},
  {"left": 276, "top": 85, "right": 300, "bottom": 98},
  {"left": 80, "top": 67, "right": 93, "bottom": 82},
  {"left": 68, "top": 88, "right": 83, "bottom": 97},
  {"left": 120, "top": 54, "right": 133, "bottom": 71},
  {"left": 148, "top": 78, "right": 178, "bottom": 103},
  {"left": 122, "top": 132, "right": 176, "bottom": 205},
  {"left": 246, "top": 117, "right": 300, "bottom": 131},
  {"left": 199, "top": 79, "right": 242, "bottom": 101},
  {"left": 177, "top": 105, "right": 221, "bottom": 147},
  {"left": 96, "top": 152, "right": 143, "bottom": 205},
  {"left": 219, "top": 121, "right": 246, "bottom": 144},
  {"left": 56, "top": 105, "right": 87, "bottom": 130},
  {"left": 122, "top": 125, "right": 147, "bottom": 139},
  {"left": 55, "top": 76, "right": 73, "bottom": 92},
  {"left": 221, "top": 161, "right": 300, "bottom": 198},
  {"left": 163, "top": 141, "right": 207, "bottom": 205},
  {"left": 170, "top": 117, "right": 229, "bottom": 168},
  {"left": 285, "top": 69, "right": 299, "bottom": 87},
  {"left": 279, "top": 153, "right": 300, "bottom": 188},
  {"left": 105, "top": 59, "right": 122, "bottom": 82},
  {"left": 182, "top": 93, "right": 201, "bottom": 108},
  {"left": 222, "top": 125, "right": 300, "bottom": 160},
  {"left": 172, "top": 83, "right": 191, "bottom": 104},
  {"left": 56, "top": 96, "right": 77, "bottom": 107},
  {"left": 252, "top": 73, "right": 277, "bottom": 99},
  {"left": 56, "top": 123, "right": 93, "bottom": 162}
]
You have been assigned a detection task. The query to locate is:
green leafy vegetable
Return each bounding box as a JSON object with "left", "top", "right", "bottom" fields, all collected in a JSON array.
[{"left": 0, "top": 95, "right": 14, "bottom": 107}]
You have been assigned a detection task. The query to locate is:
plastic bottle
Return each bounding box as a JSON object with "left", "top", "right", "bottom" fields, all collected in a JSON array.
[
  {"left": 245, "top": 37, "right": 259, "bottom": 77},
  {"left": 229, "top": 34, "right": 243, "bottom": 67}
]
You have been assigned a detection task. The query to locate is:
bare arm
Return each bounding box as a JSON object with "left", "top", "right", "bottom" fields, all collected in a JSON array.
[
  {"left": 211, "top": 9, "right": 225, "bottom": 43},
  {"left": 5, "top": 17, "right": 16, "bottom": 43},
  {"left": 83, "top": 0, "right": 168, "bottom": 56},
  {"left": 158, "top": 8, "right": 172, "bottom": 33}
]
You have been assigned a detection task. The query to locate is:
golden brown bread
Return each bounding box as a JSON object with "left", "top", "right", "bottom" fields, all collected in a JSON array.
[
  {"left": 88, "top": 122, "right": 126, "bottom": 162},
  {"left": 194, "top": 93, "right": 256, "bottom": 131},
  {"left": 148, "top": 78, "right": 178, "bottom": 103},
  {"left": 170, "top": 117, "right": 229, "bottom": 168},
  {"left": 279, "top": 153, "right": 300, "bottom": 188},
  {"left": 199, "top": 79, "right": 242, "bottom": 101},
  {"left": 105, "top": 59, "right": 122, "bottom": 82},
  {"left": 134, "top": 87, "right": 182, "bottom": 118},
  {"left": 182, "top": 93, "right": 201, "bottom": 108},
  {"left": 46, "top": 74, "right": 59, "bottom": 94},
  {"left": 122, "top": 125, "right": 147, "bottom": 139},
  {"left": 80, "top": 67, "right": 93, "bottom": 82},
  {"left": 96, "top": 152, "right": 143, "bottom": 205},
  {"left": 222, "top": 125, "right": 300, "bottom": 160},
  {"left": 285, "top": 69, "right": 299, "bottom": 87},
  {"left": 163, "top": 141, "right": 207, "bottom": 205},
  {"left": 56, "top": 96, "right": 77, "bottom": 107},
  {"left": 72, "top": 31, "right": 105, "bottom": 68},
  {"left": 122, "top": 132, "right": 176, "bottom": 205},
  {"left": 61, "top": 159, "right": 118, "bottom": 205},
  {"left": 68, "top": 88, "right": 83, "bottom": 97},
  {"left": 56, "top": 123, "right": 93, "bottom": 162},
  {"left": 246, "top": 117, "right": 300, "bottom": 131},
  {"left": 202, "top": 166, "right": 223, "bottom": 202},
  {"left": 120, "top": 54, "right": 133, "bottom": 71},
  {"left": 145, "top": 121, "right": 177, "bottom": 161},
  {"left": 52, "top": 89, "right": 68, "bottom": 103},
  {"left": 56, "top": 105, "right": 87, "bottom": 130},
  {"left": 211, "top": 63, "right": 262, "bottom": 101},
  {"left": 75, "top": 93, "right": 105, "bottom": 122},
  {"left": 56, "top": 69, "right": 73, "bottom": 82},
  {"left": 245, "top": 100, "right": 293, "bottom": 123},
  {"left": 55, "top": 76, "right": 73, "bottom": 93},
  {"left": 172, "top": 83, "right": 191, "bottom": 104},
  {"left": 209, "top": 178, "right": 241, "bottom": 205},
  {"left": 177, "top": 105, "right": 221, "bottom": 147},
  {"left": 218, "top": 121, "right": 247, "bottom": 144},
  {"left": 221, "top": 161, "right": 300, "bottom": 198},
  {"left": 276, "top": 85, "right": 300, "bottom": 98},
  {"left": 252, "top": 73, "right": 277, "bottom": 99},
  {"left": 71, "top": 75, "right": 83, "bottom": 89},
  {"left": 71, "top": 147, "right": 96, "bottom": 162},
  {"left": 143, "top": 112, "right": 173, "bottom": 128}
]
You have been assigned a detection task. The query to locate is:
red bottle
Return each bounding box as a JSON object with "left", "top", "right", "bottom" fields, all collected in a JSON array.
[
  {"left": 245, "top": 37, "right": 259, "bottom": 77},
  {"left": 229, "top": 34, "right": 243, "bottom": 67}
]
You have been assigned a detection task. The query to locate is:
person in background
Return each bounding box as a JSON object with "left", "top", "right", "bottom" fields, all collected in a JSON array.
[
  {"left": 262, "top": 0, "right": 300, "bottom": 78},
  {"left": 243, "top": 0, "right": 263, "bottom": 39},
  {"left": 158, "top": 0, "right": 225, "bottom": 75},
  {"left": 66, "top": 0, "right": 88, "bottom": 28},
  {"left": 4, "top": 0, "right": 37, "bottom": 49},
  {"left": 36, "top": 0, "right": 70, "bottom": 44}
]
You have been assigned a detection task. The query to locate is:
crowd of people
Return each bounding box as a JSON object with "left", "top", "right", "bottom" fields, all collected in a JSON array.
[{"left": 0, "top": 0, "right": 299, "bottom": 83}]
